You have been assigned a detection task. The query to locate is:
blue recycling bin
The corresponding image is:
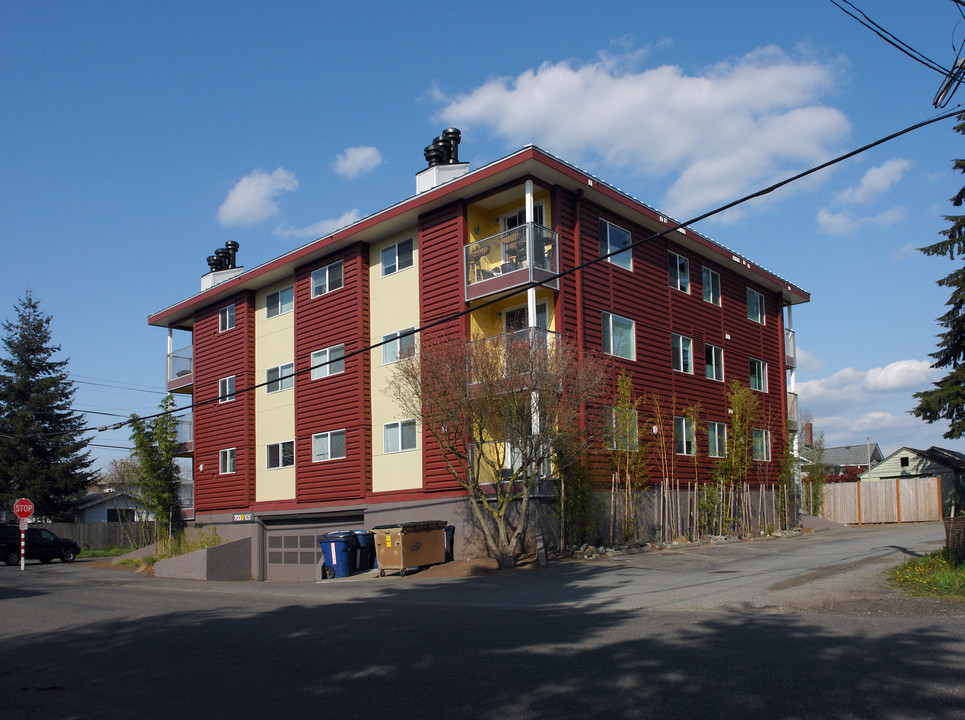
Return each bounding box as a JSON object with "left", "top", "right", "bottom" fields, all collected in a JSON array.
[
  {"left": 353, "top": 530, "right": 376, "bottom": 571},
  {"left": 319, "top": 532, "right": 357, "bottom": 579}
]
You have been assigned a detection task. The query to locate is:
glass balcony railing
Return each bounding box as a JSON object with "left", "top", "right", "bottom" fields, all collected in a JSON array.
[
  {"left": 167, "top": 344, "right": 193, "bottom": 392},
  {"left": 465, "top": 223, "right": 558, "bottom": 301},
  {"left": 787, "top": 391, "right": 799, "bottom": 431},
  {"left": 785, "top": 329, "right": 797, "bottom": 369}
]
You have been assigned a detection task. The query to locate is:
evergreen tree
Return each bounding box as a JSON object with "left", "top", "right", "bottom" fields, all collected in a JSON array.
[
  {"left": 0, "top": 292, "right": 92, "bottom": 519},
  {"left": 913, "top": 113, "right": 965, "bottom": 438}
]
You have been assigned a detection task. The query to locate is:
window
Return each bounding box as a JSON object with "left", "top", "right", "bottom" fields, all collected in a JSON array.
[
  {"left": 702, "top": 267, "right": 721, "bottom": 306},
  {"left": 900, "top": 456, "right": 910, "bottom": 468},
  {"left": 384, "top": 420, "right": 417, "bottom": 453},
  {"left": 266, "top": 363, "right": 294, "bottom": 393},
  {"left": 672, "top": 333, "right": 693, "bottom": 374},
  {"left": 381, "top": 238, "right": 414, "bottom": 276},
  {"left": 752, "top": 428, "right": 771, "bottom": 461},
  {"left": 312, "top": 430, "right": 346, "bottom": 462},
  {"left": 310, "top": 344, "right": 345, "bottom": 380},
  {"left": 606, "top": 407, "right": 639, "bottom": 451},
  {"left": 668, "top": 252, "right": 690, "bottom": 293},
  {"left": 708, "top": 422, "right": 727, "bottom": 458},
  {"left": 219, "top": 448, "right": 236, "bottom": 474},
  {"left": 218, "top": 375, "right": 235, "bottom": 403},
  {"left": 705, "top": 344, "right": 724, "bottom": 381},
  {"left": 219, "top": 304, "right": 235, "bottom": 332},
  {"left": 747, "top": 288, "right": 765, "bottom": 324},
  {"left": 599, "top": 219, "right": 632, "bottom": 270},
  {"left": 382, "top": 328, "right": 415, "bottom": 364},
  {"left": 674, "top": 416, "right": 695, "bottom": 456},
  {"left": 266, "top": 286, "right": 294, "bottom": 318},
  {"left": 602, "top": 312, "right": 635, "bottom": 360},
  {"left": 749, "top": 358, "right": 768, "bottom": 392},
  {"left": 267, "top": 441, "right": 295, "bottom": 469},
  {"left": 311, "top": 260, "right": 344, "bottom": 297}
]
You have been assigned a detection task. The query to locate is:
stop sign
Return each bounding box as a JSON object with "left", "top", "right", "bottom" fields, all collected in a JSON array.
[{"left": 13, "top": 498, "right": 34, "bottom": 519}]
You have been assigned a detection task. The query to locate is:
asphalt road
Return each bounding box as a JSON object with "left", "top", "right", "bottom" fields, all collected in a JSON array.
[{"left": 1, "top": 523, "right": 963, "bottom": 720}]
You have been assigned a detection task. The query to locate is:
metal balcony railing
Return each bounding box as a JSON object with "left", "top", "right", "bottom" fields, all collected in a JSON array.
[{"left": 465, "top": 223, "right": 558, "bottom": 301}]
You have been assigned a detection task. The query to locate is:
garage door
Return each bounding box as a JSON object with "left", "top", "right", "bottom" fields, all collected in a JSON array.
[{"left": 264, "top": 515, "right": 363, "bottom": 582}]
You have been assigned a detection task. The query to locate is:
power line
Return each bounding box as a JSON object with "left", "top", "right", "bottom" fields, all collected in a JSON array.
[{"left": 6, "top": 105, "right": 964, "bottom": 440}]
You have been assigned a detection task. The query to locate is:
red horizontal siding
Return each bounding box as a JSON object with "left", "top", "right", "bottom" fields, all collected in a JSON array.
[
  {"left": 293, "top": 243, "right": 371, "bottom": 503},
  {"left": 193, "top": 291, "right": 255, "bottom": 511}
]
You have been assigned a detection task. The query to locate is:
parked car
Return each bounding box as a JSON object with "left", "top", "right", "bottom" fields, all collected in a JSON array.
[{"left": 0, "top": 525, "right": 81, "bottom": 565}]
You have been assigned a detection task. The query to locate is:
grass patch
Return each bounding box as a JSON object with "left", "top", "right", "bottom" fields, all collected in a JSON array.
[
  {"left": 83, "top": 545, "right": 139, "bottom": 558},
  {"left": 114, "top": 556, "right": 156, "bottom": 568},
  {"left": 892, "top": 549, "right": 965, "bottom": 598}
]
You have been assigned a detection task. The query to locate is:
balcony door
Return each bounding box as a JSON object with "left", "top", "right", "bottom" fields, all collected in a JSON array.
[
  {"left": 500, "top": 203, "right": 545, "bottom": 269},
  {"left": 504, "top": 303, "right": 547, "bottom": 334}
]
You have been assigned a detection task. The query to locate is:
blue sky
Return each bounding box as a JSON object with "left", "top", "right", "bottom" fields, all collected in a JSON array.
[{"left": 3, "top": 1, "right": 965, "bottom": 472}]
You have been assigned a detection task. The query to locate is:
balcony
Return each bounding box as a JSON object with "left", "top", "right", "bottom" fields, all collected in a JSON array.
[
  {"left": 469, "top": 327, "right": 560, "bottom": 382},
  {"left": 785, "top": 329, "right": 797, "bottom": 369},
  {"left": 787, "top": 391, "right": 799, "bottom": 432},
  {"left": 465, "top": 223, "right": 558, "bottom": 301},
  {"left": 174, "top": 415, "right": 193, "bottom": 456},
  {"left": 167, "top": 344, "right": 193, "bottom": 393}
]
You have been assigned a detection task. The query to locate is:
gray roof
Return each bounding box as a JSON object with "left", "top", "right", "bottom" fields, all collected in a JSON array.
[{"left": 823, "top": 444, "right": 883, "bottom": 469}]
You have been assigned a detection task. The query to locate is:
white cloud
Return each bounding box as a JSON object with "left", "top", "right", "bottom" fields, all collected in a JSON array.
[
  {"left": 333, "top": 146, "right": 383, "bottom": 179},
  {"left": 794, "top": 347, "right": 825, "bottom": 372},
  {"left": 797, "top": 359, "right": 937, "bottom": 411},
  {"left": 437, "top": 45, "right": 849, "bottom": 218},
  {"left": 816, "top": 206, "right": 906, "bottom": 236},
  {"left": 273, "top": 210, "right": 361, "bottom": 240},
  {"left": 217, "top": 168, "right": 298, "bottom": 227},
  {"left": 835, "top": 158, "right": 911, "bottom": 205}
]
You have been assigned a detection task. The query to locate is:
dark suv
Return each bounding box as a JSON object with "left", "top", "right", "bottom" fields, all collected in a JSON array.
[{"left": 1, "top": 525, "right": 81, "bottom": 565}]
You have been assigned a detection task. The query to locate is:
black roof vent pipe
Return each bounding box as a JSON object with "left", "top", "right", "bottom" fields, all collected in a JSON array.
[
  {"left": 443, "top": 127, "right": 461, "bottom": 163},
  {"left": 424, "top": 128, "right": 461, "bottom": 168},
  {"left": 225, "top": 241, "right": 239, "bottom": 269},
  {"left": 206, "top": 255, "right": 220, "bottom": 272}
]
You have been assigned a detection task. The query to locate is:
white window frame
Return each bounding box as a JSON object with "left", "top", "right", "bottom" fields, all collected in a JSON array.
[
  {"left": 382, "top": 328, "right": 415, "bottom": 365},
  {"left": 702, "top": 267, "right": 721, "bottom": 306},
  {"left": 674, "top": 416, "right": 695, "bottom": 456},
  {"left": 310, "top": 344, "right": 345, "bottom": 380},
  {"left": 672, "top": 333, "right": 693, "bottom": 374},
  {"left": 705, "top": 344, "right": 724, "bottom": 382},
  {"left": 602, "top": 312, "right": 635, "bottom": 360},
  {"left": 266, "top": 286, "right": 294, "bottom": 319},
  {"left": 381, "top": 238, "right": 414, "bottom": 277},
  {"left": 266, "top": 362, "right": 295, "bottom": 394},
  {"left": 218, "top": 375, "right": 236, "bottom": 403},
  {"left": 600, "top": 219, "right": 632, "bottom": 270},
  {"left": 384, "top": 419, "right": 417, "bottom": 454},
  {"left": 752, "top": 428, "right": 771, "bottom": 462},
  {"left": 668, "top": 251, "right": 690, "bottom": 293},
  {"left": 749, "top": 358, "right": 768, "bottom": 393},
  {"left": 219, "top": 448, "right": 236, "bottom": 474},
  {"left": 747, "top": 288, "right": 765, "bottom": 324},
  {"left": 312, "top": 430, "right": 347, "bottom": 462},
  {"left": 708, "top": 422, "right": 727, "bottom": 458},
  {"left": 311, "top": 260, "right": 344, "bottom": 298},
  {"left": 606, "top": 406, "right": 639, "bottom": 452},
  {"left": 219, "top": 304, "right": 235, "bottom": 332},
  {"left": 266, "top": 441, "right": 295, "bottom": 469}
]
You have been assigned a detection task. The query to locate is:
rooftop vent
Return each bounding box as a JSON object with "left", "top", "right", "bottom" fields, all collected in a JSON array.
[
  {"left": 201, "top": 241, "right": 244, "bottom": 291},
  {"left": 416, "top": 128, "right": 469, "bottom": 194}
]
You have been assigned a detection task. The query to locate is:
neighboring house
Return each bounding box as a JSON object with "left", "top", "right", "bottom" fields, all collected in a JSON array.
[
  {"left": 76, "top": 491, "right": 150, "bottom": 523},
  {"left": 148, "top": 131, "right": 809, "bottom": 581},
  {"left": 860, "top": 446, "right": 965, "bottom": 516},
  {"left": 824, "top": 443, "right": 884, "bottom": 480}
]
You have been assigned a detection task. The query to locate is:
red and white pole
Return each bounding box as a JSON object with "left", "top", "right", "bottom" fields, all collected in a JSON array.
[{"left": 13, "top": 498, "right": 34, "bottom": 571}]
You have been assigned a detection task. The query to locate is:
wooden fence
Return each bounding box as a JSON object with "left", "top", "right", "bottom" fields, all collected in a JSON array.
[
  {"left": 43, "top": 522, "right": 156, "bottom": 549},
  {"left": 822, "top": 477, "right": 942, "bottom": 525}
]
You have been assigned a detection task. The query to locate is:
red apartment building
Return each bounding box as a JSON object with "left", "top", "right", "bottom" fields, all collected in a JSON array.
[{"left": 149, "top": 131, "right": 808, "bottom": 581}]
